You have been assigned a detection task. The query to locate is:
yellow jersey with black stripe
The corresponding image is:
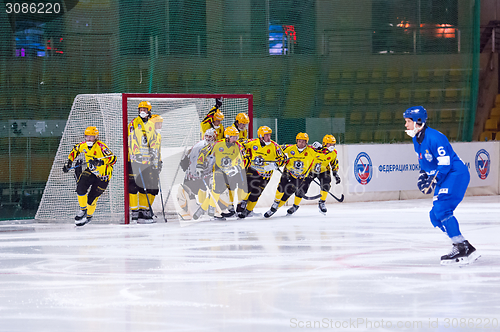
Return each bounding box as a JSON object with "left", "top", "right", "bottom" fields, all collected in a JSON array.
[
  {"left": 198, "top": 139, "right": 246, "bottom": 173},
  {"left": 230, "top": 122, "right": 248, "bottom": 143},
  {"left": 312, "top": 147, "right": 339, "bottom": 174},
  {"left": 243, "top": 138, "right": 285, "bottom": 178},
  {"left": 281, "top": 144, "right": 317, "bottom": 179},
  {"left": 68, "top": 141, "right": 117, "bottom": 180},
  {"left": 200, "top": 106, "right": 224, "bottom": 140},
  {"left": 128, "top": 116, "right": 161, "bottom": 165}
]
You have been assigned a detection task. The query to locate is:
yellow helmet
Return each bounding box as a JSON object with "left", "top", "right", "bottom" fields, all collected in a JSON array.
[
  {"left": 214, "top": 109, "right": 224, "bottom": 121},
  {"left": 84, "top": 126, "right": 99, "bottom": 137},
  {"left": 235, "top": 113, "right": 250, "bottom": 124},
  {"left": 138, "top": 101, "right": 152, "bottom": 111},
  {"left": 296, "top": 132, "right": 309, "bottom": 143},
  {"left": 224, "top": 126, "right": 239, "bottom": 138},
  {"left": 257, "top": 126, "right": 272, "bottom": 138},
  {"left": 322, "top": 134, "right": 336, "bottom": 146},
  {"left": 150, "top": 114, "right": 164, "bottom": 123}
]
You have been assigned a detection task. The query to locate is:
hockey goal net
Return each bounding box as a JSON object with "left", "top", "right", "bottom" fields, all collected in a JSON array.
[{"left": 36, "top": 93, "right": 253, "bottom": 223}]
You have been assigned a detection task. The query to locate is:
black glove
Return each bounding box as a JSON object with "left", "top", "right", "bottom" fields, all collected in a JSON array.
[
  {"left": 62, "top": 160, "right": 72, "bottom": 173},
  {"left": 215, "top": 97, "right": 223, "bottom": 108},
  {"left": 333, "top": 171, "right": 341, "bottom": 184},
  {"left": 158, "top": 160, "right": 163, "bottom": 173},
  {"left": 89, "top": 158, "right": 104, "bottom": 167},
  {"left": 417, "top": 170, "right": 436, "bottom": 194}
]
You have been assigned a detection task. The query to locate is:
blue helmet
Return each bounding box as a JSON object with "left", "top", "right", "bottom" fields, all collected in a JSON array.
[{"left": 403, "top": 106, "right": 427, "bottom": 125}]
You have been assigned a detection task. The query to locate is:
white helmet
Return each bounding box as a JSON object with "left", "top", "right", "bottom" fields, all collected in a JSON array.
[{"left": 204, "top": 128, "right": 217, "bottom": 143}]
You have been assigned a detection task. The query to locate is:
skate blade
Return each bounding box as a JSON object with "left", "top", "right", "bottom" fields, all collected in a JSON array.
[
  {"left": 137, "top": 219, "right": 156, "bottom": 224},
  {"left": 319, "top": 211, "right": 327, "bottom": 216},
  {"left": 440, "top": 251, "right": 481, "bottom": 266},
  {"left": 75, "top": 219, "right": 91, "bottom": 227}
]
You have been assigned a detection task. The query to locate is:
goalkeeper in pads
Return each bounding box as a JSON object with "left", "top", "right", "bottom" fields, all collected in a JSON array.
[
  {"left": 237, "top": 126, "right": 286, "bottom": 218},
  {"left": 404, "top": 106, "right": 479, "bottom": 265},
  {"left": 128, "top": 101, "right": 162, "bottom": 223},
  {"left": 176, "top": 128, "right": 218, "bottom": 220},
  {"left": 310, "top": 134, "right": 341, "bottom": 215},
  {"left": 192, "top": 127, "right": 248, "bottom": 220},
  {"left": 200, "top": 97, "right": 225, "bottom": 140},
  {"left": 62, "top": 126, "right": 117, "bottom": 226}
]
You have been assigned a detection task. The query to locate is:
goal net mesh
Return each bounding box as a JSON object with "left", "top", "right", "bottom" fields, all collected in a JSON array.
[{"left": 35, "top": 93, "right": 251, "bottom": 223}]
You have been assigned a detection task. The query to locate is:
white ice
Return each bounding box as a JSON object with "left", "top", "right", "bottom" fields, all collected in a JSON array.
[{"left": 1, "top": 196, "right": 500, "bottom": 332}]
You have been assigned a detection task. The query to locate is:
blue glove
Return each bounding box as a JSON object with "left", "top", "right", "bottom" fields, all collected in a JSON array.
[{"left": 417, "top": 171, "right": 436, "bottom": 194}]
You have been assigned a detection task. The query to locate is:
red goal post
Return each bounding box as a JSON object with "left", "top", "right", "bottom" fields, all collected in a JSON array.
[{"left": 121, "top": 93, "right": 253, "bottom": 224}]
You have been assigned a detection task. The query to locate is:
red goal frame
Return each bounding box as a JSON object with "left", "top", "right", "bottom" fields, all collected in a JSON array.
[{"left": 121, "top": 93, "right": 253, "bottom": 224}]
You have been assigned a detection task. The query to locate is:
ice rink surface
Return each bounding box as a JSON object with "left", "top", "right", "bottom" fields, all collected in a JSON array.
[{"left": 1, "top": 196, "right": 500, "bottom": 332}]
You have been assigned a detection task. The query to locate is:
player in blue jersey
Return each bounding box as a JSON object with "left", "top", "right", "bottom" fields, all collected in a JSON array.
[{"left": 404, "top": 106, "right": 479, "bottom": 265}]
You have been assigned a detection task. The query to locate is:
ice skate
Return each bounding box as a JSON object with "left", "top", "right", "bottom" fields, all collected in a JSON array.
[
  {"left": 238, "top": 209, "right": 250, "bottom": 219},
  {"left": 75, "top": 215, "right": 92, "bottom": 226},
  {"left": 131, "top": 210, "right": 139, "bottom": 222},
  {"left": 236, "top": 200, "right": 247, "bottom": 213},
  {"left": 318, "top": 200, "right": 327, "bottom": 215},
  {"left": 221, "top": 205, "right": 236, "bottom": 218},
  {"left": 264, "top": 201, "right": 279, "bottom": 218},
  {"left": 75, "top": 209, "right": 87, "bottom": 221},
  {"left": 441, "top": 240, "right": 480, "bottom": 266},
  {"left": 286, "top": 204, "right": 300, "bottom": 216},
  {"left": 137, "top": 209, "right": 156, "bottom": 224}
]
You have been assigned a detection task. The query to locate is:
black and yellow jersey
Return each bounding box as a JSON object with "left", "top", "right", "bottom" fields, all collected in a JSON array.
[
  {"left": 200, "top": 106, "right": 224, "bottom": 140},
  {"left": 243, "top": 138, "right": 285, "bottom": 178},
  {"left": 281, "top": 144, "right": 317, "bottom": 179},
  {"left": 68, "top": 140, "right": 116, "bottom": 179},
  {"left": 312, "top": 147, "right": 339, "bottom": 174},
  {"left": 230, "top": 122, "right": 248, "bottom": 143},
  {"left": 128, "top": 116, "right": 161, "bottom": 165},
  {"left": 198, "top": 139, "right": 247, "bottom": 173}
]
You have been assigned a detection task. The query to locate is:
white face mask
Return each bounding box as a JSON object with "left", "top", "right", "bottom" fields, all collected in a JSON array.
[
  {"left": 405, "top": 123, "right": 423, "bottom": 138},
  {"left": 86, "top": 141, "right": 94, "bottom": 148},
  {"left": 140, "top": 111, "right": 148, "bottom": 119},
  {"left": 327, "top": 146, "right": 335, "bottom": 152}
]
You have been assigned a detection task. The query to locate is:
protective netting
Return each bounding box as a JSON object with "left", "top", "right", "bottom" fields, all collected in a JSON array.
[
  {"left": 35, "top": 93, "right": 250, "bottom": 222},
  {"left": 0, "top": 0, "right": 480, "bottom": 220}
]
